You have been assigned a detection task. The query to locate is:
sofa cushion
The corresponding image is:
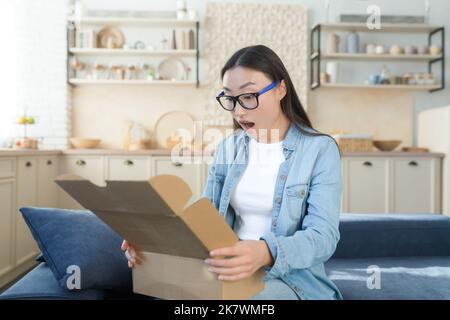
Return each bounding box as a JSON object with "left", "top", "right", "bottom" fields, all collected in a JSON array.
[
  {"left": 19, "top": 206, "right": 132, "bottom": 291},
  {"left": 0, "top": 263, "right": 106, "bottom": 300},
  {"left": 333, "top": 213, "right": 450, "bottom": 259},
  {"left": 325, "top": 256, "right": 450, "bottom": 300}
]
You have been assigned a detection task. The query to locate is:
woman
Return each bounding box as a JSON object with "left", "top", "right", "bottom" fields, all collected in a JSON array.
[{"left": 122, "top": 45, "right": 343, "bottom": 300}]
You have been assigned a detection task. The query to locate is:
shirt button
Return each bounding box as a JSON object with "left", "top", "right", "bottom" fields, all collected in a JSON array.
[
  {"left": 272, "top": 221, "right": 277, "bottom": 227},
  {"left": 275, "top": 197, "right": 282, "bottom": 204},
  {"left": 280, "top": 175, "right": 286, "bottom": 181},
  {"left": 294, "top": 286, "right": 300, "bottom": 292},
  {"left": 300, "top": 190, "right": 306, "bottom": 197}
]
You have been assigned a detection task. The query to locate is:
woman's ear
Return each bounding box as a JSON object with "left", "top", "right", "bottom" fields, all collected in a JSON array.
[{"left": 278, "top": 80, "right": 287, "bottom": 101}]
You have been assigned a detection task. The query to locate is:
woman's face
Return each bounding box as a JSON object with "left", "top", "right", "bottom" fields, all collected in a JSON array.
[{"left": 222, "top": 66, "right": 288, "bottom": 142}]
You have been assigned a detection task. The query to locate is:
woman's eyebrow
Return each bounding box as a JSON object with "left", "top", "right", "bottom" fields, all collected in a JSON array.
[{"left": 223, "top": 82, "right": 256, "bottom": 91}]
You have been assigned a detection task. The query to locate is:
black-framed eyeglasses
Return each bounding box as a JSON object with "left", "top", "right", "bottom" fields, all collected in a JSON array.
[{"left": 216, "top": 80, "right": 280, "bottom": 111}]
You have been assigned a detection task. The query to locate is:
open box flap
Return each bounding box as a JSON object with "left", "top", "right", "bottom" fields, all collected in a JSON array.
[{"left": 55, "top": 174, "right": 209, "bottom": 259}]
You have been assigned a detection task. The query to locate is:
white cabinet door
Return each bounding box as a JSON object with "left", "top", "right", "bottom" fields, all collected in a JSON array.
[
  {"left": 344, "top": 158, "right": 390, "bottom": 213},
  {"left": 0, "top": 178, "right": 14, "bottom": 277},
  {"left": 37, "top": 156, "right": 59, "bottom": 208},
  {"left": 58, "top": 156, "right": 105, "bottom": 209},
  {"left": 106, "top": 156, "right": 151, "bottom": 181},
  {"left": 16, "top": 158, "right": 39, "bottom": 266},
  {"left": 152, "top": 157, "right": 204, "bottom": 201},
  {"left": 392, "top": 158, "right": 441, "bottom": 213},
  {"left": 0, "top": 158, "right": 15, "bottom": 179}
]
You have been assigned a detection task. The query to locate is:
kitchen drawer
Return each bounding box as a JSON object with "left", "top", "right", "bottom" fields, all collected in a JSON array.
[
  {"left": 0, "top": 158, "right": 15, "bottom": 179},
  {"left": 60, "top": 156, "right": 105, "bottom": 186},
  {"left": 106, "top": 156, "right": 151, "bottom": 181},
  {"left": 59, "top": 156, "right": 104, "bottom": 210},
  {"left": 152, "top": 157, "right": 204, "bottom": 201}
]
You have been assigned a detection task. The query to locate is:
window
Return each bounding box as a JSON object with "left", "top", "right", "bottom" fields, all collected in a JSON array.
[{"left": 0, "top": 0, "right": 16, "bottom": 142}]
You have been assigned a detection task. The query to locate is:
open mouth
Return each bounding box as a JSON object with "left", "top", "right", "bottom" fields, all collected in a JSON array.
[{"left": 239, "top": 121, "right": 255, "bottom": 130}]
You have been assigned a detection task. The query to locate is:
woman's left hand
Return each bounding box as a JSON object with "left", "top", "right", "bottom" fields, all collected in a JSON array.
[{"left": 205, "top": 240, "right": 274, "bottom": 281}]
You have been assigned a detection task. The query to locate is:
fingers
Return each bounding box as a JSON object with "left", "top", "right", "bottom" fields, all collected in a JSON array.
[
  {"left": 210, "top": 246, "right": 238, "bottom": 257},
  {"left": 208, "top": 265, "right": 252, "bottom": 276},
  {"left": 121, "top": 240, "right": 129, "bottom": 251},
  {"left": 205, "top": 256, "right": 247, "bottom": 268}
]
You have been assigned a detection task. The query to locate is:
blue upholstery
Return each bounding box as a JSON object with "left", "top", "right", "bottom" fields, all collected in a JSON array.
[
  {"left": 0, "top": 263, "right": 106, "bottom": 300},
  {"left": 19, "top": 206, "right": 132, "bottom": 291},
  {"left": 1, "top": 210, "right": 449, "bottom": 300},
  {"left": 333, "top": 213, "right": 450, "bottom": 258},
  {"left": 325, "top": 256, "right": 450, "bottom": 300}
]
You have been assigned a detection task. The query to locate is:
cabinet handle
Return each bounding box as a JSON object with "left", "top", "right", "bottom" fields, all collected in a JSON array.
[
  {"left": 362, "top": 161, "right": 373, "bottom": 167},
  {"left": 172, "top": 162, "right": 183, "bottom": 167},
  {"left": 25, "top": 161, "right": 32, "bottom": 167},
  {"left": 47, "top": 160, "right": 53, "bottom": 165},
  {"left": 408, "top": 161, "right": 418, "bottom": 167},
  {"left": 124, "top": 160, "right": 134, "bottom": 166},
  {"left": 76, "top": 159, "right": 86, "bottom": 166}
]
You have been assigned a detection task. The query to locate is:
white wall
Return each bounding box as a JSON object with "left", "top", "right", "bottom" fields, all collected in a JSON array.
[
  {"left": 11, "top": 0, "right": 449, "bottom": 149},
  {"left": 13, "top": 0, "right": 71, "bottom": 149}
]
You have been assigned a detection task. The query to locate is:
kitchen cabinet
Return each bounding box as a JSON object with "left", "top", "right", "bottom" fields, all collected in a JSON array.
[
  {"left": 58, "top": 156, "right": 105, "bottom": 209},
  {"left": 392, "top": 158, "right": 441, "bottom": 213},
  {"left": 342, "top": 155, "right": 442, "bottom": 214},
  {"left": 105, "top": 156, "right": 151, "bottom": 181},
  {"left": 0, "top": 178, "right": 15, "bottom": 278},
  {"left": 343, "top": 158, "right": 390, "bottom": 213},
  {"left": 37, "top": 156, "right": 59, "bottom": 207},
  {"left": 151, "top": 157, "right": 205, "bottom": 202},
  {"left": 15, "top": 158, "right": 39, "bottom": 266}
]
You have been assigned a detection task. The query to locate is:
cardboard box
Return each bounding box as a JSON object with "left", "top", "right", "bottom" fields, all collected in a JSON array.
[{"left": 55, "top": 174, "right": 264, "bottom": 300}]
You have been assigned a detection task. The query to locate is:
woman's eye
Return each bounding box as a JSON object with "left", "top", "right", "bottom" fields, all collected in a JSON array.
[
  {"left": 241, "top": 95, "right": 253, "bottom": 100},
  {"left": 224, "top": 97, "right": 234, "bottom": 102}
]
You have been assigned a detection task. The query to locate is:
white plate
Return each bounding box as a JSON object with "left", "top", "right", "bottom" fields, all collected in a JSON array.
[
  {"left": 154, "top": 112, "right": 196, "bottom": 149},
  {"left": 158, "top": 58, "right": 186, "bottom": 81}
]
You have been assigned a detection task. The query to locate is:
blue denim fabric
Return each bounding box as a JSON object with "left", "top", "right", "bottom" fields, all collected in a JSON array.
[{"left": 202, "top": 123, "right": 343, "bottom": 300}]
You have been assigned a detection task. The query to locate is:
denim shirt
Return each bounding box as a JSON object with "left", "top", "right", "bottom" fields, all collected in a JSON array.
[{"left": 201, "top": 123, "right": 343, "bottom": 300}]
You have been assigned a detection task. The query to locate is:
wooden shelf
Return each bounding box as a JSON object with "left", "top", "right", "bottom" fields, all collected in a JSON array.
[
  {"left": 318, "top": 23, "right": 442, "bottom": 33},
  {"left": 69, "top": 79, "right": 197, "bottom": 86},
  {"left": 319, "top": 83, "right": 442, "bottom": 91},
  {"left": 69, "top": 48, "right": 197, "bottom": 56},
  {"left": 318, "top": 53, "right": 443, "bottom": 62},
  {"left": 67, "top": 16, "right": 199, "bottom": 27}
]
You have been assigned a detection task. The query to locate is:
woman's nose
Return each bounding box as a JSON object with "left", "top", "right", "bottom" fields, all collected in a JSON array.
[{"left": 233, "top": 103, "right": 247, "bottom": 116}]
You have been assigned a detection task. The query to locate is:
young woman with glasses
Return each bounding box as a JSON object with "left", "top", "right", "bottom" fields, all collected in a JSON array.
[{"left": 123, "top": 45, "right": 343, "bottom": 300}]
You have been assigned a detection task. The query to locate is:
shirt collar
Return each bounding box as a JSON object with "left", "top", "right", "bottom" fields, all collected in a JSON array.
[{"left": 237, "top": 122, "right": 301, "bottom": 152}]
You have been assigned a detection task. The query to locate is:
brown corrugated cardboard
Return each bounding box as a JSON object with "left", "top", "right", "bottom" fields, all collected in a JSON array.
[{"left": 54, "top": 173, "right": 264, "bottom": 300}]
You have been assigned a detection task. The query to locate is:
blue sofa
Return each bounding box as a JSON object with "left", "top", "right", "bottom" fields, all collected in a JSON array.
[{"left": 1, "top": 213, "right": 450, "bottom": 300}]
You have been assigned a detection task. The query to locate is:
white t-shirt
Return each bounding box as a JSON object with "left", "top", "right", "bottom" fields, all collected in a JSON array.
[{"left": 230, "top": 137, "right": 285, "bottom": 240}]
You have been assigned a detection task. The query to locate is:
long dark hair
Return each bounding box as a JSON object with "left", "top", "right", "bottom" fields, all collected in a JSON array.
[{"left": 221, "top": 45, "right": 340, "bottom": 154}]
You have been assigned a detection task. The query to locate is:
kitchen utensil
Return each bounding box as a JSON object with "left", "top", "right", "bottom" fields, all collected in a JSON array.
[
  {"left": 154, "top": 111, "right": 196, "bottom": 149},
  {"left": 158, "top": 58, "right": 186, "bottom": 81},
  {"left": 401, "top": 146, "right": 429, "bottom": 153},
  {"left": 373, "top": 140, "right": 402, "bottom": 151},
  {"left": 430, "top": 45, "right": 442, "bottom": 55},
  {"left": 97, "top": 26, "right": 125, "bottom": 49},
  {"left": 365, "top": 44, "right": 376, "bottom": 54},
  {"left": 325, "top": 62, "right": 339, "bottom": 83},
  {"left": 368, "top": 74, "right": 381, "bottom": 85},
  {"left": 346, "top": 31, "right": 359, "bottom": 53},
  {"left": 418, "top": 45, "right": 430, "bottom": 55},
  {"left": 375, "top": 45, "right": 385, "bottom": 54},
  {"left": 404, "top": 45, "right": 418, "bottom": 55},
  {"left": 326, "top": 33, "right": 341, "bottom": 54},
  {"left": 389, "top": 45, "right": 403, "bottom": 55},
  {"left": 70, "top": 137, "right": 101, "bottom": 149}
]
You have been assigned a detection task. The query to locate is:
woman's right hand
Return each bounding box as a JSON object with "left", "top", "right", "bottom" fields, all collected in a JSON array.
[{"left": 121, "top": 240, "right": 138, "bottom": 268}]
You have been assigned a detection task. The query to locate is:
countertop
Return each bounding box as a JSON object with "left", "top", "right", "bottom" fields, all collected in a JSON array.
[{"left": 0, "top": 148, "right": 446, "bottom": 158}]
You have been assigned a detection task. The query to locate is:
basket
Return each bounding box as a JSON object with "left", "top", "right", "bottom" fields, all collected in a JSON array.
[{"left": 332, "top": 134, "right": 373, "bottom": 152}]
